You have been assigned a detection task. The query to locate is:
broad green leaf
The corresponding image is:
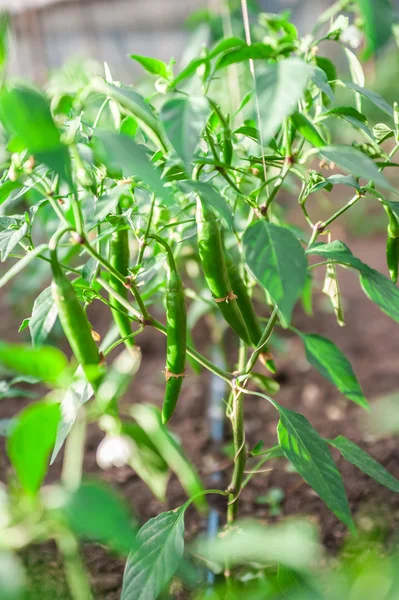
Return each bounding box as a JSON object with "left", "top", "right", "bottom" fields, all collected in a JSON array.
[
  {"left": 296, "top": 332, "right": 368, "bottom": 409},
  {"left": 257, "top": 59, "right": 313, "bottom": 143},
  {"left": 315, "top": 56, "right": 337, "bottom": 85},
  {"left": 323, "top": 262, "right": 345, "bottom": 327},
  {"left": 122, "top": 422, "right": 170, "bottom": 501},
  {"left": 329, "top": 435, "right": 399, "bottom": 492},
  {"left": 131, "top": 404, "right": 206, "bottom": 511},
  {"left": 186, "top": 181, "right": 233, "bottom": 228},
  {"left": 215, "top": 43, "right": 275, "bottom": 70},
  {"left": 121, "top": 507, "right": 185, "bottom": 600},
  {"left": 0, "top": 551, "right": 26, "bottom": 600},
  {"left": 311, "top": 66, "right": 334, "bottom": 102},
  {"left": 341, "top": 81, "right": 393, "bottom": 117},
  {"left": 0, "top": 222, "right": 28, "bottom": 262},
  {"left": 320, "top": 145, "right": 393, "bottom": 190},
  {"left": 321, "top": 106, "right": 372, "bottom": 138},
  {"left": 0, "top": 86, "right": 72, "bottom": 185},
  {"left": 307, "top": 241, "right": 399, "bottom": 323},
  {"left": 0, "top": 343, "right": 68, "bottom": 386},
  {"left": 360, "top": 267, "right": 399, "bottom": 323},
  {"left": 276, "top": 405, "right": 354, "bottom": 529},
  {"left": 130, "top": 54, "right": 170, "bottom": 78},
  {"left": 358, "top": 0, "right": 394, "bottom": 59},
  {"left": 0, "top": 181, "right": 20, "bottom": 205},
  {"left": 291, "top": 113, "right": 325, "bottom": 147},
  {"left": 92, "top": 132, "right": 174, "bottom": 206},
  {"left": 327, "top": 174, "right": 361, "bottom": 190},
  {"left": 234, "top": 125, "right": 259, "bottom": 142},
  {"left": 194, "top": 519, "right": 318, "bottom": 572},
  {"left": 161, "top": 96, "right": 210, "bottom": 166},
  {"left": 243, "top": 221, "right": 308, "bottom": 327},
  {"left": 7, "top": 401, "right": 60, "bottom": 495},
  {"left": 0, "top": 244, "right": 46, "bottom": 289},
  {"left": 63, "top": 482, "right": 137, "bottom": 554},
  {"left": 29, "top": 287, "right": 58, "bottom": 348},
  {"left": 93, "top": 80, "right": 170, "bottom": 152},
  {"left": 170, "top": 37, "right": 246, "bottom": 87},
  {"left": 343, "top": 47, "right": 364, "bottom": 112}
]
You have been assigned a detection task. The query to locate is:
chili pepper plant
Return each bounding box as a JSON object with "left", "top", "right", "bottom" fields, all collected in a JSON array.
[{"left": 1, "top": 2, "right": 399, "bottom": 598}]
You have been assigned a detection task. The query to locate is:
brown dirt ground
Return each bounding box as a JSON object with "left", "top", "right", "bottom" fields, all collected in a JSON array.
[{"left": 1, "top": 232, "right": 399, "bottom": 599}]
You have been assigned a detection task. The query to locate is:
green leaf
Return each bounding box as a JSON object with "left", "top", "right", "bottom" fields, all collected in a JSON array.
[
  {"left": 329, "top": 436, "right": 399, "bottom": 492},
  {"left": 0, "top": 244, "right": 47, "bottom": 289},
  {"left": 243, "top": 221, "right": 308, "bottom": 327},
  {"left": 358, "top": 0, "right": 394, "bottom": 59},
  {"left": 276, "top": 405, "right": 354, "bottom": 529},
  {"left": 0, "top": 222, "right": 28, "bottom": 262},
  {"left": 93, "top": 80, "right": 170, "bottom": 152},
  {"left": 321, "top": 106, "right": 372, "bottom": 139},
  {"left": 161, "top": 96, "right": 210, "bottom": 166},
  {"left": 291, "top": 113, "right": 325, "bottom": 147},
  {"left": 341, "top": 81, "right": 393, "bottom": 117},
  {"left": 319, "top": 145, "right": 393, "bottom": 190},
  {"left": 186, "top": 181, "right": 233, "bottom": 228},
  {"left": 360, "top": 267, "right": 399, "bottom": 323},
  {"left": 170, "top": 37, "right": 246, "bottom": 87},
  {"left": 315, "top": 56, "right": 337, "bottom": 86},
  {"left": 131, "top": 404, "right": 206, "bottom": 511},
  {"left": 327, "top": 174, "right": 361, "bottom": 190},
  {"left": 7, "top": 401, "right": 60, "bottom": 495},
  {"left": 29, "top": 287, "right": 58, "bottom": 348},
  {"left": 63, "top": 482, "right": 137, "bottom": 554},
  {"left": 92, "top": 132, "right": 174, "bottom": 206},
  {"left": 257, "top": 58, "right": 313, "bottom": 143},
  {"left": 215, "top": 43, "right": 275, "bottom": 70},
  {"left": 0, "top": 343, "right": 68, "bottom": 387},
  {"left": 121, "top": 507, "right": 185, "bottom": 600},
  {"left": 122, "top": 422, "right": 170, "bottom": 502},
  {"left": 130, "top": 54, "right": 170, "bottom": 79},
  {"left": 194, "top": 519, "right": 318, "bottom": 573},
  {"left": 307, "top": 240, "right": 399, "bottom": 324},
  {"left": 311, "top": 66, "right": 334, "bottom": 102},
  {"left": 0, "top": 181, "right": 20, "bottom": 205},
  {"left": 296, "top": 332, "right": 368, "bottom": 409},
  {"left": 0, "top": 86, "right": 72, "bottom": 185}
]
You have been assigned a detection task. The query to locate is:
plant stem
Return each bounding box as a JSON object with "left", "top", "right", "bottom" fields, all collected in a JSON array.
[
  {"left": 61, "top": 408, "right": 87, "bottom": 491},
  {"left": 96, "top": 277, "right": 141, "bottom": 320},
  {"left": 243, "top": 306, "right": 279, "bottom": 375},
  {"left": 57, "top": 532, "right": 93, "bottom": 600},
  {"left": 136, "top": 193, "right": 156, "bottom": 265},
  {"left": 227, "top": 340, "right": 247, "bottom": 523}
]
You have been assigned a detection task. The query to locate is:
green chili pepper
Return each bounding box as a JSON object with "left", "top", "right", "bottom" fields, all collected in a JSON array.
[
  {"left": 196, "top": 199, "right": 251, "bottom": 345},
  {"left": 386, "top": 235, "right": 399, "bottom": 284},
  {"left": 51, "top": 246, "right": 101, "bottom": 384},
  {"left": 109, "top": 209, "right": 134, "bottom": 350},
  {"left": 150, "top": 235, "right": 186, "bottom": 424},
  {"left": 225, "top": 254, "right": 276, "bottom": 372},
  {"left": 384, "top": 204, "right": 399, "bottom": 284}
]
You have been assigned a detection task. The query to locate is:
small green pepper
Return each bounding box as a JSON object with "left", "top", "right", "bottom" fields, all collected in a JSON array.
[
  {"left": 109, "top": 208, "right": 135, "bottom": 350},
  {"left": 51, "top": 246, "right": 101, "bottom": 385},
  {"left": 225, "top": 254, "right": 275, "bottom": 372},
  {"left": 196, "top": 199, "right": 251, "bottom": 345},
  {"left": 384, "top": 204, "right": 399, "bottom": 284}
]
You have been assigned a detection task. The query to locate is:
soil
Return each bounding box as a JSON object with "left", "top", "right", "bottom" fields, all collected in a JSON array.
[{"left": 1, "top": 233, "right": 399, "bottom": 599}]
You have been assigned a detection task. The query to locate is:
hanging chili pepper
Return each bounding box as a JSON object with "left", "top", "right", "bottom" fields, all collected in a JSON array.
[
  {"left": 384, "top": 204, "right": 399, "bottom": 284},
  {"left": 196, "top": 199, "right": 251, "bottom": 345},
  {"left": 51, "top": 245, "right": 101, "bottom": 385},
  {"left": 149, "top": 235, "right": 187, "bottom": 424},
  {"left": 109, "top": 207, "right": 135, "bottom": 350},
  {"left": 226, "top": 254, "right": 276, "bottom": 372}
]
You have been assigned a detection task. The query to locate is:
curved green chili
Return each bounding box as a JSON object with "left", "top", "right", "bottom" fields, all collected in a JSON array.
[
  {"left": 149, "top": 234, "right": 187, "bottom": 423},
  {"left": 384, "top": 204, "right": 399, "bottom": 284},
  {"left": 225, "top": 254, "right": 276, "bottom": 372},
  {"left": 50, "top": 244, "right": 101, "bottom": 385},
  {"left": 109, "top": 208, "right": 134, "bottom": 351},
  {"left": 196, "top": 199, "right": 251, "bottom": 345}
]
